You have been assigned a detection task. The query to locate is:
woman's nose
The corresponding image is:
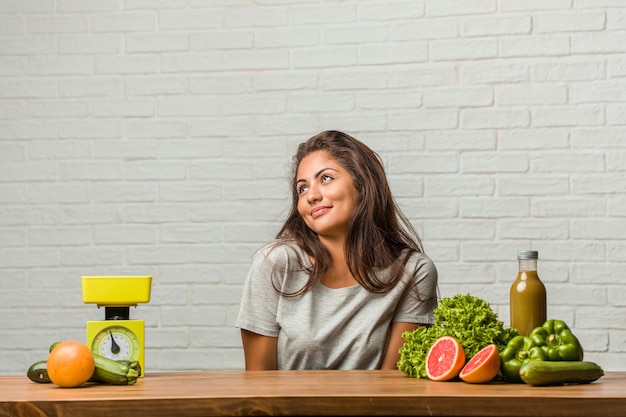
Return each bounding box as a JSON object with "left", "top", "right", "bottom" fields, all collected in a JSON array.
[{"left": 306, "top": 184, "right": 321, "bottom": 203}]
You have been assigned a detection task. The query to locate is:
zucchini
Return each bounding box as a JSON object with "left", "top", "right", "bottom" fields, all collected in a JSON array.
[
  {"left": 519, "top": 360, "right": 604, "bottom": 386},
  {"left": 91, "top": 353, "right": 140, "bottom": 385},
  {"left": 27, "top": 360, "right": 51, "bottom": 383}
]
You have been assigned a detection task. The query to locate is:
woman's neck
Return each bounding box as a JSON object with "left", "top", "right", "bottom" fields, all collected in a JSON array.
[{"left": 318, "top": 236, "right": 357, "bottom": 288}]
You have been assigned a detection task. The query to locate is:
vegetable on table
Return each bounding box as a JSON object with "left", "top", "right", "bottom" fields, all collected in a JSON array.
[
  {"left": 398, "top": 293, "right": 518, "bottom": 379},
  {"left": 528, "top": 319, "right": 584, "bottom": 362},
  {"left": 519, "top": 360, "right": 604, "bottom": 386},
  {"left": 500, "top": 335, "right": 548, "bottom": 383},
  {"left": 500, "top": 319, "right": 586, "bottom": 383}
]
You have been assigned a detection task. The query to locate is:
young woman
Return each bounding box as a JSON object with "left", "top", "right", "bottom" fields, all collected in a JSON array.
[{"left": 235, "top": 130, "right": 438, "bottom": 370}]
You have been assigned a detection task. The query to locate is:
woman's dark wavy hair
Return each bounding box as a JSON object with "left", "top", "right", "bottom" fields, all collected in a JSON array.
[{"left": 275, "top": 130, "right": 424, "bottom": 295}]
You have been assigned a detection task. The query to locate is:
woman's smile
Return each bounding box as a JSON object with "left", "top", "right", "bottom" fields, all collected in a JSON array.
[{"left": 311, "top": 206, "right": 331, "bottom": 218}]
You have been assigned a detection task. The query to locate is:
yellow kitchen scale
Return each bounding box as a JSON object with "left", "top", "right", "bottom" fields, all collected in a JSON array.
[{"left": 81, "top": 276, "right": 152, "bottom": 377}]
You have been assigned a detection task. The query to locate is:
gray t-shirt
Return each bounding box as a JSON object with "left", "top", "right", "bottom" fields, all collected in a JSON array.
[{"left": 235, "top": 242, "right": 438, "bottom": 370}]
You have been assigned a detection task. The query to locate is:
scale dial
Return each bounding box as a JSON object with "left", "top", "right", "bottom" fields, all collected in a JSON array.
[{"left": 91, "top": 325, "right": 140, "bottom": 362}]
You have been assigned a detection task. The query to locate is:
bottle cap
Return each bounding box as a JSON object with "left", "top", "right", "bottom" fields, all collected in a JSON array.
[{"left": 517, "top": 250, "right": 538, "bottom": 259}]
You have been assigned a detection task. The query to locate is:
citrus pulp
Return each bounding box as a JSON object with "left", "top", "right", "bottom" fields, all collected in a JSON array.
[
  {"left": 459, "top": 344, "right": 501, "bottom": 383},
  {"left": 425, "top": 336, "right": 466, "bottom": 381}
]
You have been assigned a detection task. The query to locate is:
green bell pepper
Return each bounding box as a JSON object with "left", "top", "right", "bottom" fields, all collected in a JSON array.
[
  {"left": 528, "top": 319, "right": 584, "bottom": 361},
  {"left": 500, "top": 335, "right": 548, "bottom": 383}
]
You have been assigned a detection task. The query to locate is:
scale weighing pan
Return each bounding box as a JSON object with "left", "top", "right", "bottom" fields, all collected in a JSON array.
[{"left": 82, "top": 276, "right": 152, "bottom": 306}]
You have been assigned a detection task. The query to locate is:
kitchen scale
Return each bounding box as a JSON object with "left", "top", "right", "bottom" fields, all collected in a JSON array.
[{"left": 81, "top": 276, "right": 152, "bottom": 377}]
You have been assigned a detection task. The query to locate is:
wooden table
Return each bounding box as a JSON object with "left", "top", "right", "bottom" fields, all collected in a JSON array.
[{"left": 2, "top": 370, "right": 625, "bottom": 416}]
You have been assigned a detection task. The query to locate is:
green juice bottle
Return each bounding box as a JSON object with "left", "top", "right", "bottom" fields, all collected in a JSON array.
[{"left": 510, "top": 250, "right": 546, "bottom": 337}]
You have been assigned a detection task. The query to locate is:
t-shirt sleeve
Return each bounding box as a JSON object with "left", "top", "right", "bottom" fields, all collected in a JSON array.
[
  {"left": 234, "top": 245, "right": 283, "bottom": 337},
  {"left": 393, "top": 253, "right": 438, "bottom": 325}
]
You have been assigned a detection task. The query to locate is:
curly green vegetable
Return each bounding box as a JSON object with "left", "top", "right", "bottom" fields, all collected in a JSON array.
[{"left": 397, "top": 293, "right": 517, "bottom": 379}]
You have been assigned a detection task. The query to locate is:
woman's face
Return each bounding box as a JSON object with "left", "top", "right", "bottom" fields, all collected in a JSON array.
[{"left": 296, "top": 150, "right": 359, "bottom": 240}]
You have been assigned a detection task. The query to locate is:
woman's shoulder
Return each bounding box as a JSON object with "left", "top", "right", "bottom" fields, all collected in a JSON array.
[
  {"left": 254, "top": 240, "right": 308, "bottom": 265},
  {"left": 405, "top": 250, "right": 438, "bottom": 276}
]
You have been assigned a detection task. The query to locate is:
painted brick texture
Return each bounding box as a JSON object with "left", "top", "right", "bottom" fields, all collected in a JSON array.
[{"left": 1, "top": 0, "right": 625, "bottom": 375}]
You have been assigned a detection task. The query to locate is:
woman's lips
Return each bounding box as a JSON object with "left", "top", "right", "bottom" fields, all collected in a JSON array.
[{"left": 311, "top": 206, "right": 330, "bottom": 218}]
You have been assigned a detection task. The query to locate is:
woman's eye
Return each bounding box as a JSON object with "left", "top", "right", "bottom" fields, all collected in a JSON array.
[
  {"left": 298, "top": 184, "right": 309, "bottom": 194},
  {"left": 321, "top": 174, "right": 333, "bottom": 183}
]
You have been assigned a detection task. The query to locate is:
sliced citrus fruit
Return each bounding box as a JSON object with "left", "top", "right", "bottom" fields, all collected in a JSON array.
[
  {"left": 425, "top": 336, "right": 466, "bottom": 381},
  {"left": 459, "top": 344, "right": 501, "bottom": 384}
]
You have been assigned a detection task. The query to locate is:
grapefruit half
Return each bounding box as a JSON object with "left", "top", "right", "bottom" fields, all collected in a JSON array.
[
  {"left": 425, "top": 336, "right": 466, "bottom": 381},
  {"left": 459, "top": 344, "right": 501, "bottom": 384}
]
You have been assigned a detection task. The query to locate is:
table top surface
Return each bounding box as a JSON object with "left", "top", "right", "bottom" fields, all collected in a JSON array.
[{"left": 2, "top": 370, "right": 626, "bottom": 416}]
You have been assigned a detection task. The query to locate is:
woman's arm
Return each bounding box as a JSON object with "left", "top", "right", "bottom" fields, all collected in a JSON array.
[
  {"left": 241, "top": 329, "right": 278, "bottom": 370},
  {"left": 379, "top": 322, "right": 421, "bottom": 370}
]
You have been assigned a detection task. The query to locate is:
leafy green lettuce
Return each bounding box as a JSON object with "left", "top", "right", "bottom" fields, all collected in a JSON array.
[{"left": 397, "top": 293, "right": 518, "bottom": 378}]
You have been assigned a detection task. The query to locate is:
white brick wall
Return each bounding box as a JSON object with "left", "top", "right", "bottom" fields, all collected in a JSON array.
[{"left": 1, "top": 0, "right": 625, "bottom": 375}]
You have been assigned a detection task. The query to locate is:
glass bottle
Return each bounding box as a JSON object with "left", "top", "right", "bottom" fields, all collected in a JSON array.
[{"left": 510, "top": 250, "right": 546, "bottom": 337}]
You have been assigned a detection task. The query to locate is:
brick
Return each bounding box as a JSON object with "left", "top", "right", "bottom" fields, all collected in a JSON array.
[
  {"left": 291, "top": 92, "right": 354, "bottom": 113},
  {"left": 360, "top": 42, "right": 428, "bottom": 65},
  {"left": 127, "top": 76, "right": 187, "bottom": 95},
  {"left": 496, "top": 84, "right": 567, "bottom": 105},
  {"left": 499, "top": 219, "right": 569, "bottom": 239},
  {"left": 0, "top": 101, "right": 26, "bottom": 119},
  {"left": 463, "top": 16, "right": 531, "bottom": 36},
  {"left": 431, "top": 39, "right": 498, "bottom": 61},
  {"left": 159, "top": 10, "right": 222, "bottom": 30},
  {"left": 428, "top": 0, "right": 496, "bottom": 17},
  {"left": 502, "top": 35, "right": 570, "bottom": 58},
  {"left": 573, "top": 32, "right": 626, "bottom": 54},
  {"left": 0, "top": 36, "right": 56, "bottom": 54},
  {"left": 500, "top": 0, "right": 572, "bottom": 12},
  {"left": 532, "top": 198, "right": 606, "bottom": 217},
  {"left": 499, "top": 176, "right": 569, "bottom": 196},
  {"left": 221, "top": 94, "right": 286, "bottom": 115},
  {"left": 91, "top": 12, "right": 156, "bottom": 32},
  {"left": 424, "top": 86, "right": 492, "bottom": 108},
  {"left": 28, "top": 101, "right": 89, "bottom": 118},
  {"left": 425, "top": 175, "right": 494, "bottom": 197},
  {"left": 425, "top": 131, "right": 496, "bottom": 150},
  {"left": 607, "top": 103, "right": 626, "bottom": 126},
  {"left": 532, "top": 152, "right": 605, "bottom": 173},
  {"left": 255, "top": 71, "right": 317, "bottom": 91},
  {"left": 96, "top": 55, "right": 159, "bottom": 74},
  {"left": 534, "top": 58, "right": 606, "bottom": 81},
  {"left": 573, "top": 174, "right": 626, "bottom": 194},
  {"left": 292, "top": 4, "right": 356, "bottom": 25},
  {"left": 293, "top": 47, "right": 357, "bottom": 69},
  {"left": 393, "top": 19, "right": 457, "bottom": 41},
  {"left": 325, "top": 25, "right": 389, "bottom": 45},
  {"left": 390, "top": 109, "right": 458, "bottom": 130},
  {"left": 94, "top": 225, "right": 156, "bottom": 244},
  {"left": 534, "top": 11, "right": 606, "bottom": 33},
  {"left": 499, "top": 128, "right": 569, "bottom": 149},
  {"left": 532, "top": 105, "right": 604, "bottom": 127},
  {"left": 27, "top": 15, "right": 87, "bottom": 33},
  {"left": 461, "top": 197, "right": 530, "bottom": 218},
  {"left": 461, "top": 108, "right": 530, "bottom": 129},
  {"left": 190, "top": 117, "right": 254, "bottom": 137},
  {"left": 225, "top": 6, "right": 289, "bottom": 28},
  {"left": 157, "top": 96, "right": 218, "bottom": 116},
  {"left": 191, "top": 30, "right": 254, "bottom": 50},
  {"left": 127, "top": 33, "right": 188, "bottom": 53}
]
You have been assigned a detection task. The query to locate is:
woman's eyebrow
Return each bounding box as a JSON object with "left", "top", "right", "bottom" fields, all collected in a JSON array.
[{"left": 296, "top": 167, "right": 337, "bottom": 184}]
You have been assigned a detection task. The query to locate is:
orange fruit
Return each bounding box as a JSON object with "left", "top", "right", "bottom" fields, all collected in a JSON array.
[
  {"left": 425, "top": 336, "right": 466, "bottom": 381},
  {"left": 47, "top": 341, "right": 95, "bottom": 388},
  {"left": 459, "top": 344, "right": 501, "bottom": 384}
]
